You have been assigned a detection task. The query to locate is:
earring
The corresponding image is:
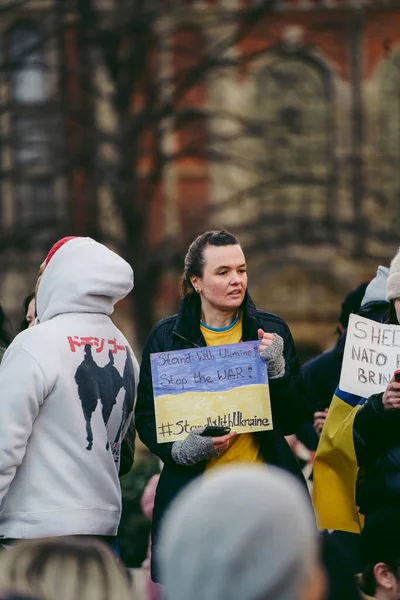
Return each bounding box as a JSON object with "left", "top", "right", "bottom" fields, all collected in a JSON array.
[{"left": 195, "top": 288, "right": 200, "bottom": 293}]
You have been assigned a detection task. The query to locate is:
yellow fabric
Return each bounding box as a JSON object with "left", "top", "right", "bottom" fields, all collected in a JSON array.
[
  {"left": 200, "top": 313, "right": 243, "bottom": 347},
  {"left": 200, "top": 314, "right": 264, "bottom": 471},
  {"left": 313, "top": 391, "right": 364, "bottom": 533}
]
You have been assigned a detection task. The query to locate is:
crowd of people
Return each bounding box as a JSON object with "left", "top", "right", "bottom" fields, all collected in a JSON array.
[{"left": 0, "top": 230, "right": 400, "bottom": 600}]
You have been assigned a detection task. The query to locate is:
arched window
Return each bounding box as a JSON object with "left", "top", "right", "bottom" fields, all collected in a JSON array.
[
  {"left": 10, "top": 24, "right": 47, "bottom": 104},
  {"left": 253, "top": 53, "right": 336, "bottom": 239},
  {"left": 379, "top": 50, "right": 400, "bottom": 225}
]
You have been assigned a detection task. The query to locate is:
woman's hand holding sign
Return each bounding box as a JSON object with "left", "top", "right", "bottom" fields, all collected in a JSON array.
[
  {"left": 171, "top": 428, "right": 238, "bottom": 466},
  {"left": 258, "top": 329, "right": 285, "bottom": 379}
]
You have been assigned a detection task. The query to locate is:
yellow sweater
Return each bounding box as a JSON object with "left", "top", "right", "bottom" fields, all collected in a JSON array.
[{"left": 200, "top": 313, "right": 264, "bottom": 471}]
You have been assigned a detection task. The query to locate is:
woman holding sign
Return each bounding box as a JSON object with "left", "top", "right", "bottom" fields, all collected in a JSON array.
[{"left": 135, "top": 230, "right": 311, "bottom": 582}]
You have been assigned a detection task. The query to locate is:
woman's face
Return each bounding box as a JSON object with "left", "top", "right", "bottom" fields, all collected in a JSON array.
[
  {"left": 395, "top": 298, "right": 400, "bottom": 323},
  {"left": 35, "top": 260, "right": 46, "bottom": 296},
  {"left": 191, "top": 244, "right": 247, "bottom": 313},
  {"left": 26, "top": 297, "right": 36, "bottom": 328}
]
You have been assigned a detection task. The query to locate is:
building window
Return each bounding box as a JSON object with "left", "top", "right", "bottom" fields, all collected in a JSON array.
[
  {"left": 254, "top": 53, "right": 336, "bottom": 231},
  {"left": 379, "top": 50, "right": 400, "bottom": 225},
  {"left": 9, "top": 21, "right": 55, "bottom": 228},
  {"left": 10, "top": 24, "right": 47, "bottom": 104}
]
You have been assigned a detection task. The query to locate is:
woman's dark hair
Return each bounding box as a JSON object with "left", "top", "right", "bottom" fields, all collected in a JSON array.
[
  {"left": 335, "top": 282, "right": 370, "bottom": 336},
  {"left": 180, "top": 230, "right": 240, "bottom": 298},
  {"left": 0, "top": 304, "right": 12, "bottom": 348}
]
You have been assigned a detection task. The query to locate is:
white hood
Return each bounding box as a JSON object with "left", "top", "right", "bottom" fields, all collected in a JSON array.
[{"left": 36, "top": 238, "right": 133, "bottom": 323}]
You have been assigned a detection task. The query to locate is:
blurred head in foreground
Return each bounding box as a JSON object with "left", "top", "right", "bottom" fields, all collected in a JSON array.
[
  {"left": 0, "top": 537, "right": 132, "bottom": 600},
  {"left": 158, "top": 464, "right": 325, "bottom": 600}
]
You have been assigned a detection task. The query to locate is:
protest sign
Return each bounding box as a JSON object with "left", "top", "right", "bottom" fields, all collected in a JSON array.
[
  {"left": 339, "top": 313, "right": 400, "bottom": 398},
  {"left": 150, "top": 340, "right": 272, "bottom": 443}
]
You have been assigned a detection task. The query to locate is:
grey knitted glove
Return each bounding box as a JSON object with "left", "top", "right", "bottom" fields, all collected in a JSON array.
[
  {"left": 260, "top": 334, "right": 285, "bottom": 379},
  {"left": 171, "top": 430, "right": 218, "bottom": 466}
]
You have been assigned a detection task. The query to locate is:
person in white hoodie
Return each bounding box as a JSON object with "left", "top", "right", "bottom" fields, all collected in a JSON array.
[{"left": 0, "top": 237, "right": 139, "bottom": 544}]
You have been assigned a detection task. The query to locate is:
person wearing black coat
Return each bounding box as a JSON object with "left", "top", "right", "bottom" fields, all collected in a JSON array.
[
  {"left": 135, "top": 230, "right": 312, "bottom": 582},
  {"left": 353, "top": 249, "right": 400, "bottom": 521},
  {"left": 298, "top": 281, "right": 369, "bottom": 451}
]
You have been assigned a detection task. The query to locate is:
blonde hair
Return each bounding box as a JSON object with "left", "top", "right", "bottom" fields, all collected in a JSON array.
[{"left": 0, "top": 537, "right": 133, "bottom": 600}]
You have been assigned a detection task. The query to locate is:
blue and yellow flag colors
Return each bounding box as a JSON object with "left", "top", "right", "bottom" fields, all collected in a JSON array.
[
  {"left": 150, "top": 341, "right": 273, "bottom": 443},
  {"left": 313, "top": 387, "right": 364, "bottom": 533}
]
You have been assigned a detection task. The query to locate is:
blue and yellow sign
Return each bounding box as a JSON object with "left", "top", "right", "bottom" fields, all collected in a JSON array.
[{"left": 150, "top": 341, "right": 273, "bottom": 443}]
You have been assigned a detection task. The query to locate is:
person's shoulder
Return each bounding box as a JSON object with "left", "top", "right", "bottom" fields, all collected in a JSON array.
[
  {"left": 301, "top": 346, "right": 339, "bottom": 374},
  {"left": 7, "top": 326, "right": 37, "bottom": 349},
  {"left": 151, "top": 313, "right": 178, "bottom": 334},
  {"left": 0, "top": 326, "right": 47, "bottom": 364},
  {"left": 144, "top": 313, "right": 178, "bottom": 347},
  {"left": 255, "top": 309, "right": 290, "bottom": 332},
  {"left": 11, "top": 320, "right": 56, "bottom": 348}
]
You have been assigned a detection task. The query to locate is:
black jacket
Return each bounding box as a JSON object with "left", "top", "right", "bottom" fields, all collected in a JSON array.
[
  {"left": 301, "top": 342, "right": 344, "bottom": 413},
  {"left": 354, "top": 393, "right": 400, "bottom": 515},
  {"left": 135, "top": 291, "right": 312, "bottom": 580},
  {"left": 298, "top": 339, "right": 344, "bottom": 450}
]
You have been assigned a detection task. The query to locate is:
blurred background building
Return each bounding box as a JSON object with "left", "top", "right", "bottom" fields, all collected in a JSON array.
[
  {"left": 1, "top": 0, "right": 400, "bottom": 358},
  {"left": 2, "top": 0, "right": 400, "bottom": 571}
]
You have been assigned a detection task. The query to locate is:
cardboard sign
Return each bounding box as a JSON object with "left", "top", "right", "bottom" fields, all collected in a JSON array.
[
  {"left": 339, "top": 313, "right": 400, "bottom": 398},
  {"left": 150, "top": 341, "right": 273, "bottom": 443}
]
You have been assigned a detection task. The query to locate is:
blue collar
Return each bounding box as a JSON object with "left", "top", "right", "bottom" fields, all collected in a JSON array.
[{"left": 200, "top": 310, "right": 241, "bottom": 332}]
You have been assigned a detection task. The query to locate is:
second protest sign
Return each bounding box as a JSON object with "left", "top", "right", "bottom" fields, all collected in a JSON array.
[{"left": 339, "top": 313, "right": 400, "bottom": 398}]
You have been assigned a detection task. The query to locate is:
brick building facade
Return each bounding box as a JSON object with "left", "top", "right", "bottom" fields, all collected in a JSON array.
[{"left": 1, "top": 0, "right": 400, "bottom": 357}]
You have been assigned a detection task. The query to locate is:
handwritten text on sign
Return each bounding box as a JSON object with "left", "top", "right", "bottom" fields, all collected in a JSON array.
[
  {"left": 150, "top": 341, "right": 272, "bottom": 443},
  {"left": 339, "top": 314, "right": 400, "bottom": 398}
]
